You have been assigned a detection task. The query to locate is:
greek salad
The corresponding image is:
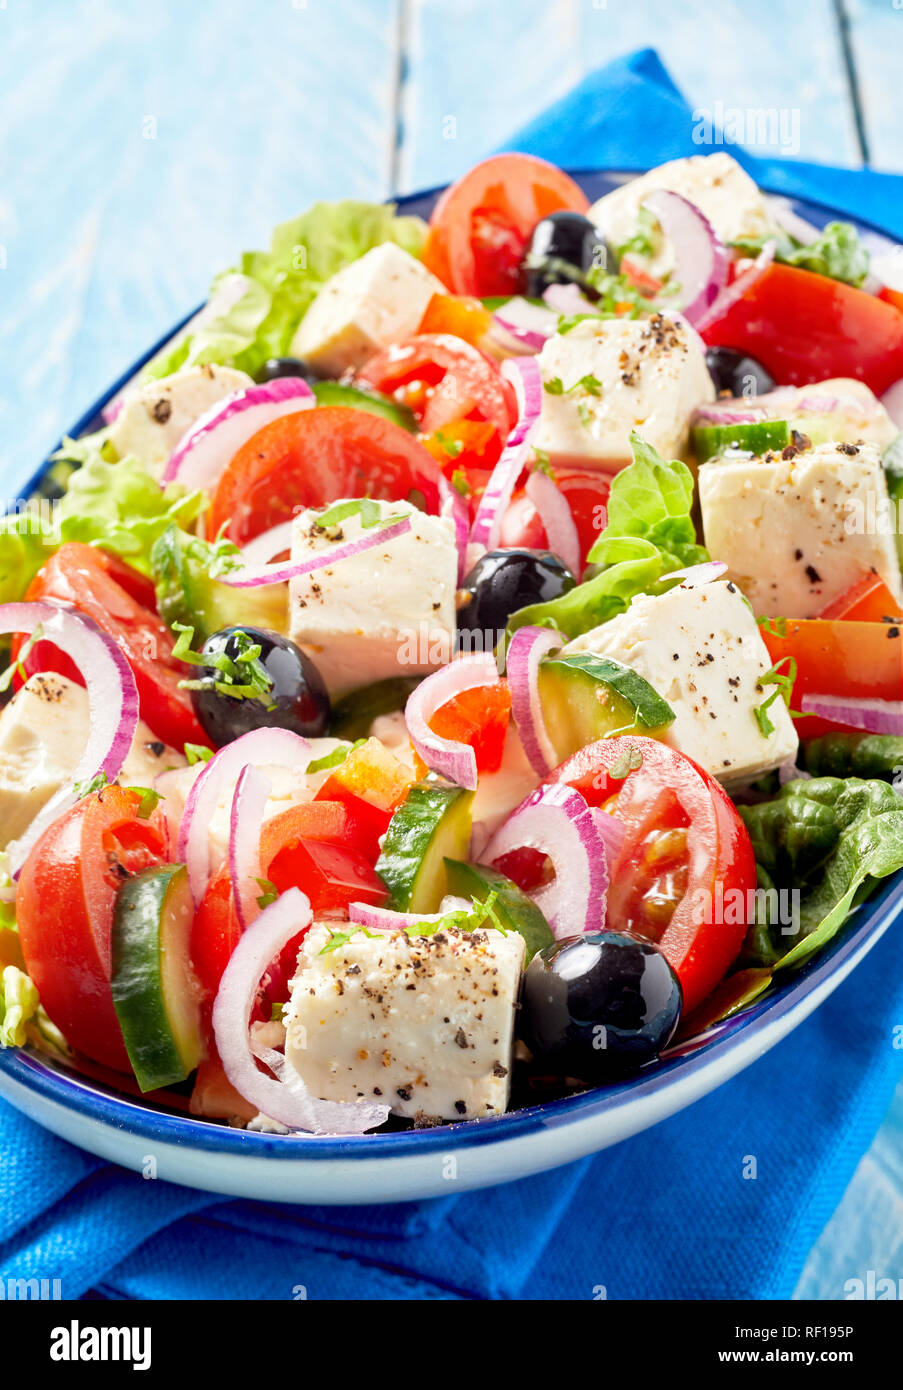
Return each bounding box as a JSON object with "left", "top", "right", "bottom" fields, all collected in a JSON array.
[{"left": 1, "top": 151, "right": 902, "bottom": 1136}]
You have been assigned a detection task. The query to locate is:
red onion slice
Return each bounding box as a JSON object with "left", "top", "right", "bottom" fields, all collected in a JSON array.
[
  {"left": 404, "top": 653, "right": 500, "bottom": 790},
  {"left": 492, "top": 298, "right": 559, "bottom": 352},
  {"left": 469, "top": 357, "right": 543, "bottom": 554},
  {"left": 486, "top": 783, "right": 612, "bottom": 939},
  {"left": 0, "top": 603, "right": 140, "bottom": 875},
  {"left": 348, "top": 902, "right": 448, "bottom": 931},
  {"left": 178, "top": 726, "right": 312, "bottom": 903},
  {"left": 542, "top": 283, "right": 598, "bottom": 317},
  {"left": 229, "top": 764, "right": 272, "bottom": 932},
  {"left": 695, "top": 239, "right": 777, "bottom": 334},
  {"left": 212, "top": 887, "right": 389, "bottom": 1134},
  {"left": 642, "top": 191, "right": 728, "bottom": 327},
  {"left": 524, "top": 470, "right": 582, "bottom": 578},
  {"left": 591, "top": 807, "right": 626, "bottom": 862},
  {"left": 799, "top": 694, "right": 903, "bottom": 736},
  {"left": 240, "top": 522, "right": 294, "bottom": 566},
  {"left": 506, "top": 625, "right": 564, "bottom": 776},
  {"left": 161, "top": 378, "right": 315, "bottom": 490},
  {"left": 437, "top": 472, "right": 470, "bottom": 585},
  {"left": 881, "top": 379, "right": 903, "bottom": 432},
  {"left": 219, "top": 513, "right": 413, "bottom": 588},
  {"left": 659, "top": 561, "right": 728, "bottom": 588}
]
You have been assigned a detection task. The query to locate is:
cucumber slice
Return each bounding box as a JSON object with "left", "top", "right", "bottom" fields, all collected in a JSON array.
[
  {"left": 883, "top": 436, "right": 903, "bottom": 569},
  {"left": 330, "top": 676, "right": 421, "bottom": 741},
  {"left": 537, "top": 652, "right": 674, "bottom": 763},
  {"left": 312, "top": 381, "right": 417, "bottom": 432},
  {"left": 376, "top": 784, "right": 474, "bottom": 913},
  {"left": 443, "top": 859, "right": 554, "bottom": 961},
  {"left": 111, "top": 864, "right": 203, "bottom": 1092},
  {"left": 693, "top": 419, "right": 791, "bottom": 462}
]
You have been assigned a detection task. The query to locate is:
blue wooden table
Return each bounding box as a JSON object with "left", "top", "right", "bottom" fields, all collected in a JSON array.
[{"left": 1, "top": 0, "right": 901, "bottom": 1299}]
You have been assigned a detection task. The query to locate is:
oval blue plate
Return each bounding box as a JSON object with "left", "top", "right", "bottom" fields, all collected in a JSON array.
[{"left": 1, "top": 173, "right": 901, "bottom": 1204}]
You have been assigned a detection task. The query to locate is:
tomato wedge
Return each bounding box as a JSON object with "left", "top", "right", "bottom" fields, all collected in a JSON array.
[
  {"left": 20, "top": 543, "right": 210, "bottom": 750},
  {"left": 358, "top": 333, "right": 516, "bottom": 443},
  {"left": 418, "top": 292, "right": 493, "bottom": 347},
  {"left": 819, "top": 572, "right": 903, "bottom": 624},
  {"left": 17, "top": 787, "right": 170, "bottom": 1070},
  {"left": 422, "top": 153, "right": 590, "bottom": 297},
  {"left": 543, "top": 737, "right": 756, "bottom": 1014},
  {"left": 425, "top": 680, "right": 512, "bottom": 775},
  {"left": 499, "top": 466, "right": 610, "bottom": 568},
  {"left": 761, "top": 617, "right": 903, "bottom": 738},
  {"left": 208, "top": 407, "right": 445, "bottom": 545},
  {"left": 703, "top": 262, "right": 903, "bottom": 394}
]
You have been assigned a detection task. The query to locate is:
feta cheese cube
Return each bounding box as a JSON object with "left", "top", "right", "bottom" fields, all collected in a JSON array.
[
  {"left": 564, "top": 579, "right": 799, "bottom": 785},
  {"left": 0, "top": 674, "right": 186, "bottom": 850},
  {"left": 290, "top": 243, "right": 445, "bottom": 376},
  {"left": 288, "top": 499, "right": 458, "bottom": 696},
  {"left": 535, "top": 314, "right": 715, "bottom": 470},
  {"left": 589, "top": 154, "right": 773, "bottom": 281},
  {"left": 108, "top": 364, "right": 254, "bottom": 478},
  {"left": 284, "top": 923, "right": 525, "bottom": 1121},
  {"left": 699, "top": 439, "right": 903, "bottom": 618}
]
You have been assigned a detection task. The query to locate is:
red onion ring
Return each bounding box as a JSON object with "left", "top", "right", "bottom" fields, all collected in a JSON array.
[
  {"left": 542, "top": 283, "right": 598, "bottom": 317},
  {"left": 469, "top": 357, "right": 543, "bottom": 554},
  {"left": 161, "top": 378, "right": 315, "bottom": 490},
  {"left": 642, "top": 190, "right": 728, "bottom": 327},
  {"left": 240, "top": 522, "right": 294, "bottom": 565},
  {"left": 524, "top": 470, "right": 582, "bottom": 578},
  {"left": 591, "top": 807, "right": 626, "bottom": 863},
  {"left": 505, "top": 625, "right": 564, "bottom": 776},
  {"left": 486, "top": 783, "right": 612, "bottom": 939},
  {"left": 799, "top": 694, "right": 903, "bottom": 736},
  {"left": 880, "top": 379, "right": 903, "bottom": 432},
  {"left": 404, "top": 653, "right": 500, "bottom": 790},
  {"left": 348, "top": 902, "right": 448, "bottom": 931},
  {"left": 491, "top": 297, "right": 559, "bottom": 353},
  {"left": 229, "top": 764, "right": 272, "bottom": 932},
  {"left": 212, "top": 887, "right": 389, "bottom": 1134},
  {"left": 659, "top": 561, "right": 728, "bottom": 588},
  {"left": 695, "top": 239, "right": 777, "bottom": 334},
  {"left": 437, "top": 472, "right": 470, "bottom": 585},
  {"left": 178, "top": 726, "right": 312, "bottom": 904},
  {"left": 0, "top": 603, "right": 140, "bottom": 875},
  {"left": 218, "top": 513, "right": 413, "bottom": 588}
]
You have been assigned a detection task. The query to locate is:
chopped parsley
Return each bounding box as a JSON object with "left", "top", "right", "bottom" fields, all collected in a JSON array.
[
  {"left": 731, "top": 220, "right": 869, "bottom": 288},
  {"left": 754, "top": 657, "right": 797, "bottom": 737},
  {"left": 314, "top": 497, "right": 410, "bottom": 533},
  {"left": 614, "top": 206, "right": 659, "bottom": 262},
  {"left": 0, "top": 624, "right": 43, "bottom": 694},
  {"left": 305, "top": 739, "right": 366, "bottom": 775},
  {"left": 174, "top": 622, "right": 276, "bottom": 709},
  {"left": 451, "top": 468, "right": 471, "bottom": 496},
  {"left": 608, "top": 745, "right": 643, "bottom": 779},
  {"left": 184, "top": 742, "right": 214, "bottom": 765},
  {"left": 255, "top": 877, "right": 279, "bottom": 910},
  {"left": 73, "top": 770, "right": 110, "bottom": 799},
  {"left": 432, "top": 430, "right": 464, "bottom": 459},
  {"left": 131, "top": 786, "right": 163, "bottom": 819}
]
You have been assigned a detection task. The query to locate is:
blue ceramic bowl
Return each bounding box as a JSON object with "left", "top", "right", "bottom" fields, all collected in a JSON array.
[{"left": 1, "top": 173, "right": 900, "bottom": 1204}]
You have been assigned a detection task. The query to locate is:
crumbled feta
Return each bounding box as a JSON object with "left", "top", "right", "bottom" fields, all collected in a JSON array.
[{"left": 108, "top": 364, "right": 254, "bottom": 478}]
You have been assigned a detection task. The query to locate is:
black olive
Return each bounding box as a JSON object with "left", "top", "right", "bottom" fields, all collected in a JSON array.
[
  {"left": 704, "top": 347, "right": 775, "bottom": 399},
  {"left": 256, "top": 357, "right": 322, "bottom": 386},
  {"left": 523, "top": 212, "right": 615, "bottom": 298},
  {"left": 190, "top": 626, "right": 330, "bottom": 747},
  {"left": 520, "top": 931, "right": 682, "bottom": 1080},
  {"left": 456, "top": 549, "right": 575, "bottom": 652}
]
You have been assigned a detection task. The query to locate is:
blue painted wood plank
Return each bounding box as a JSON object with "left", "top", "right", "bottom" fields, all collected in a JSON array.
[
  {"left": 846, "top": 0, "right": 903, "bottom": 173},
  {"left": 0, "top": 0, "right": 401, "bottom": 493},
  {"left": 397, "top": 0, "right": 861, "bottom": 192}
]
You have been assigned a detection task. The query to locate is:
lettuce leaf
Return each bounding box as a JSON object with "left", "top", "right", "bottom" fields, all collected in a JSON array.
[
  {"left": 505, "top": 431, "right": 708, "bottom": 642},
  {"left": 731, "top": 220, "right": 870, "bottom": 288},
  {"left": 0, "top": 449, "right": 205, "bottom": 603},
  {"left": 145, "top": 201, "right": 428, "bottom": 382},
  {"left": 0, "top": 966, "right": 39, "bottom": 1048},
  {"left": 739, "top": 776, "right": 903, "bottom": 971}
]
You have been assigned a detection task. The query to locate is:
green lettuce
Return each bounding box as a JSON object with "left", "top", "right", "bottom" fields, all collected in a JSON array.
[
  {"left": 146, "top": 201, "right": 428, "bottom": 382},
  {"left": 505, "top": 431, "right": 709, "bottom": 642},
  {"left": 731, "top": 220, "right": 870, "bottom": 288},
  {"left": 0, "top": 966, "right": 39, "bottom": 1049},
  {"left": 0, "top": 449, "right": 205, "bottom": 603},
  {"left": 739, "top": 776, "right": 903, "bottom": 971}
]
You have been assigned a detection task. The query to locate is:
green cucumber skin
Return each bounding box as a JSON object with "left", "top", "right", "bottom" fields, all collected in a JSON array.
[
  {"left": 692, "top": 419, "right": 790, "bottom": 462},
  {"left": 376, "top": 784, "right": 473, "bottom": 912},
  {"left": 330, "top": 676, "right": 420, "bottom": 741},
  {"left": 538, "top": 652, "right": 674, "bottom": 762},
  {"left": 885, "top": 467, "right": 903, "bottom": 569},
  {"left": 545, "top": 653, "right": 674, "bottom": 729},
  {"left": 312, "top": 381, "right": 417, "bottom": 432},
  {"left": 443, "top": 859, "right": 554, "bottom": 962},
  {"left": 111, "top": 864, "right": 200, "bottom": 1093}
]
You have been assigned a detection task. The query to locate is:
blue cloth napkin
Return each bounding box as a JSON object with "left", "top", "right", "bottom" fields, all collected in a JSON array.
[{"left": 2, "top": 49, "right": 902, "bottom": 1301}]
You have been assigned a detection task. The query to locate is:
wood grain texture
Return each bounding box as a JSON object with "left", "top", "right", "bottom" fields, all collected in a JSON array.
[
  {"left": 397, "top": 0, "right": 861, "bottom": 192},
  {"left": 0, "top": 0, "right": 401, "bottom": 492},
  {"left": 845, "top": 0, "right": 903, "bottom": 172}
]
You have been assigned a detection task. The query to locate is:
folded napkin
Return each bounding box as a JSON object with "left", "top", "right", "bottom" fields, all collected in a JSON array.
[{"left": 2, "top": 49, "right": 901, "bottom": 1301}]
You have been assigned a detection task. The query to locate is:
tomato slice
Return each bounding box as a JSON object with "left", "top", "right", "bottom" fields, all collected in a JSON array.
[
  {"left": 703, "top": 263, "right": 903, "bottom": 393},
  {"left": 426, "top": 680, "right": 512, "bottom": 775},
  {"left": 542, "top": 737, "right": 756, "bottom": 1014},
  {"left": 761, "top": 617, "right": 903, "bottom": 738},
  {"left": 418, "top": 292, "right": 493, "bottom": 347},
  {"left": 208, "top": 407, "right": 445, "bottom": 545},
  {"left": 499, "top": 466, "right": 610, "bottom": 569},
  {"left": 19, "top": 544, "right": 210, "bottom": 751},
  {"left": 422, "top": 154, "right": 590, "bottom": 297},
  {"left": 819, "top": 572, "right": 903, "bottom": 623},
  {"left": 17, "top": 787, "right": 169, "bottom": 1070},
  {"left": 359, "top": 333, "right": 516, "bottom": 442}
]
